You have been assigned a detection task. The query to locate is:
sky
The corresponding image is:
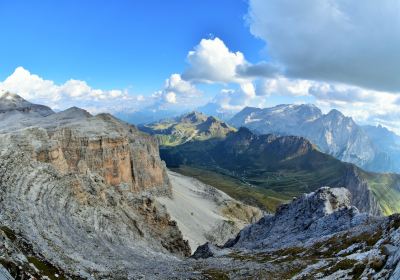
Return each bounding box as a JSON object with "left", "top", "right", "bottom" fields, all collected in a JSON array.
[{"left": 1, "top": 0, "right": 400, "bottom": 131}]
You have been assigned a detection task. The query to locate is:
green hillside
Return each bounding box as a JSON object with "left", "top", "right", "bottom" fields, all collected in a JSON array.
[
  {"left": 161, "top": 128, "right": 400, "bottom": 215},
  {"left": 139, "top": 111, "right": 236, "bottom": 146}
]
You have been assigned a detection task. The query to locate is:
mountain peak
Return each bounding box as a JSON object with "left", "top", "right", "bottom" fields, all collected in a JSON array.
[
  {"left": 0, "top": 92, "right": 31, "bottom": 107},
  {"left": 0, "top": 92, "right": 54, "bottom": 116},
  {"left": 56, "top": 106, "right": 92, "bottom": 119},
  {"left": 326, "top": 108, "right": 345, "bottom": 118},
  {"left": 180, "top": 111, "right": 208, "bottom": 123}
]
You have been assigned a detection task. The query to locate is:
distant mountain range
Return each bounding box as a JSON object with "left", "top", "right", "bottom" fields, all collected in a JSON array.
[
  {"left": 139, "top": 111, "right": 236, "bottom": 146},
  {"left": 161, "top": 126, "right": 400, "bottom": 216},
  {"left": 230, "top": 104, "right": 400, "bottom": 173}
]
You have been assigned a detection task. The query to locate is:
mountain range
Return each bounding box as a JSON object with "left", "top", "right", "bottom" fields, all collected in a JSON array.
[
  {"left": 1, "top": 92, "right": 400, "bottom": 279},
  {"left": 139, "top": 111, "right": 236, "bottom": 146},
  {"left": 230, "top": 104, "right": 400, "bottom": 173},
  {"left": 0, "top": 92, "right": 265, "bottom": 279},
  {"left": 160, "top": 125, "right": 400, "bottom": 216}
]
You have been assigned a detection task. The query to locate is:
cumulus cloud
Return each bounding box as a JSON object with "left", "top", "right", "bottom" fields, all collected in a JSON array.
[
  {"left": 182, "top": 37, "right": 277, "bottom": 84},
  {"left": 164, "top": 73, "right": 200, "bottom": 97},
  {"left": 182, "top": 37, "right": 246, "bottom": 83},
  {"left": 0, "top": 67, "right": 60, "bottom": 101},
  {"left": 164, "top": 92, "right": 177, "bottom": 104},
  {"left": 154, "top": 73, "right": 202, "bottom": 106},
  {"left": 237, "top": 62, "right": 279, "bottom": 79},
  {"left": 0, "top": 67, "right": 144, "bottom": 113},
  {"left": 247, "top": 0, "right": 400, "bottom": 92},
  {"left": 211, "top": 82, "right": 260, "bottom": 111},
  {"left": 310, "top": 83, "right": 400, "bottom": 126}
]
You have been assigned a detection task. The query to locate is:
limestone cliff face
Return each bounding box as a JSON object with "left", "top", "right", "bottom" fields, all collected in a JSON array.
[
  {"left": 341, "top": 165, "right": 382, "bottom": 216},
  {"left": 0, "top": 139, "right": 189, "bottom": 278},
  {"left": 35, "top": 127, "right": 169, "bottom": 193}
]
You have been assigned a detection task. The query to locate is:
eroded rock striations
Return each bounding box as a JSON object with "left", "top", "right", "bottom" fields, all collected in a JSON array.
[{"left": 0, "top": 93, "right": 191, "bottom": 279}]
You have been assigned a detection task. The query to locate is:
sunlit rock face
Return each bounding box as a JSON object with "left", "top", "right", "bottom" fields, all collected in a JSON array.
[{"left": 0, "top": 93, "right": 191, "bottom": 279}]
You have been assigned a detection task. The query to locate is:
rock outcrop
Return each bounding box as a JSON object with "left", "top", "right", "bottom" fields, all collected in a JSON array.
[
  {"left": 192, "top": 187, "right": 400, "bottom": 279},
  {"left": 226, "top": 187, "right": 367, "bottom": 249}
]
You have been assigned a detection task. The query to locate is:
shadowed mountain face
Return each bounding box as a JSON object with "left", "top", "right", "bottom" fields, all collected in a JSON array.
[
  {"left": 362, "top": 125, "right": 400, "bottom": 172},
  {"left": 161, "top": 127, "right": 400, "bottom": 216},
  {"left": 230, "top": 104, "right": 400, "bottom": 173},
  {"left": 139, "top": 111, "right": 236, "bottom": 146}
]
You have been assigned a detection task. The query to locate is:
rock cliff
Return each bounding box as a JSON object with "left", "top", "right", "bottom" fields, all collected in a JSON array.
[{"left": 0, "top": 93, "right": 190, "bottom": 279}]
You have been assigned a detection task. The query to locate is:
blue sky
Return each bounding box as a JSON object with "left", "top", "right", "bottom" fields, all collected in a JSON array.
[
  {"left": 0, "top": 0, "right": 263, "bottom": 92},
  {"left": 1, "top": 0, "right": 399, "bottom": 132}
]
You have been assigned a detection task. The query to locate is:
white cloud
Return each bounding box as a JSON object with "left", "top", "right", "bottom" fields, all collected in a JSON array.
[
  {"left": 247, "top": 0, "right": 400, "bottom": 92},
  {"left": 152, "top": 73, "right": 202, "bottom": 107},
  {"left": 182, "top": 37, "right": 277, "bottom": 84},
  {"left": 0, "top": 67, "right": 145, "bottom": 113},
  {"left": 182, "top": 37, "right": 246, "bottom": 83},
  {"left": 164, "top": 92, "right": 177, "bottom": 104},
  {"left": 212, "top": 82, "right": 261, "bottom": 111},
  {"left": 310, "top": 82, "right": 400, "bottom": 127},
  {"left": 164, "top": 73, "right": 200, "bottom": 97},
  {"left": 0, "top": 67, "right": 60, "bottom": 101}
]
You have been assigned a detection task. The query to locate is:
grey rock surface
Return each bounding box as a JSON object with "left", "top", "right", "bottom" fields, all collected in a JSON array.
[
  {"left": 227, "top": 187, "right": 369, "bottom": 250},
  {"left": 0, "top": 93, "right": 192, "bottom": 279},
  {"left": 192, "top": 187, "right": 400, "bottom": 279}
]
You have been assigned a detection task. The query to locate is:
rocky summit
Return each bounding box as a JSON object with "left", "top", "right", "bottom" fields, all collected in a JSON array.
[{"left": 139, "top": 111, "right": 236, "bottom": 146}]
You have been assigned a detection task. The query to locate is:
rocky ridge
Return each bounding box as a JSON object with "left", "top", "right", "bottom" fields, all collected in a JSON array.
[
  {"left": 139, "top": 111, "right": 236, "bottom": 146},
  {"left": 192, "top": 187, "right": 400, "bottom": 279}
]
